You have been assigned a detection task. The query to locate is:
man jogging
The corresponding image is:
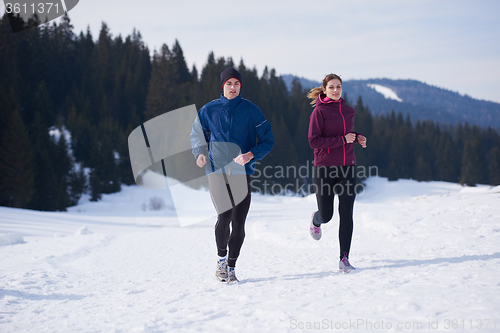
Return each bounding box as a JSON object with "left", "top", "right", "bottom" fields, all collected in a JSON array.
[{"left": 191, "top": 67, "right": 274, "bottom": 283}]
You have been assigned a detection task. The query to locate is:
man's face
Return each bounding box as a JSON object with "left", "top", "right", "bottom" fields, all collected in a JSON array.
[{"left": 223, "top": 78, "right": 241, "bottom": 100}]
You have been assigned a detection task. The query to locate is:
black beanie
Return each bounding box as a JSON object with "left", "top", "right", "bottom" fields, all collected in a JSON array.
[{"left": 220, "top": 67, "right": 242, "bottom": 88}]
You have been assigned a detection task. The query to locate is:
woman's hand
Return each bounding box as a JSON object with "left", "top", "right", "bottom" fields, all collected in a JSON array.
[
  {"left": 196, "top": 154, "right": 207, "bottom": 168},
  {"left": 233, "top": 152, "right": 254, "bottom": 166},
  {"left": 345, "top": 133, "right": 357, "bottom": 144},
  {"left": 357, "top": 135, "right": 367, "bottom": 148}
]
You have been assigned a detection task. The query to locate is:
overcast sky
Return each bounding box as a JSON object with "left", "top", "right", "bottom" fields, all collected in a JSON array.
[{"left": 5, "top": 0, "right": 500, "bottom": 103}]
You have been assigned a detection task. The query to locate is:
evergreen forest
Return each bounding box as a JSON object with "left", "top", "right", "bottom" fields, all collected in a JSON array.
[{"left": 1, "top": 13, "right": 499, "bottom": 211}]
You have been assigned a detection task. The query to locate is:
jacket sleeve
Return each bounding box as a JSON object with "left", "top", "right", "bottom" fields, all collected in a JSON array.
[
  {"left": 249, "top": 109, "right": 274, "bottom": 161},
  {"left": 190, "top": 109, "right": 209, "bottom": 159},
  {"left": 308, "top": 108, "right": 345, "bottom": 149}
]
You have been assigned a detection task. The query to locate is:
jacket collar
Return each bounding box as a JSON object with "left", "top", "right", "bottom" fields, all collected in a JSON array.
[
  {"left": 317, "top": 93, "right": 343, "bottom": 106},
  {"left": 220, "top": 93, "right": 242, "bottom": 107}
]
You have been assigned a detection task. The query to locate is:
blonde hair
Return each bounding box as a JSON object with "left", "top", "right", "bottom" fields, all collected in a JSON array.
[{"left": 307, "top": 73, "right": 342, "bottom": 107}]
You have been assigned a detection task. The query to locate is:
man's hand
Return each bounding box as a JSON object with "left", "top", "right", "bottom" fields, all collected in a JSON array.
[
  {"left": 196, "top": 154, "right": 207, "bottom": 168},
  {"left": 233, "top": 152, "right": 254, "bottom": 166}
]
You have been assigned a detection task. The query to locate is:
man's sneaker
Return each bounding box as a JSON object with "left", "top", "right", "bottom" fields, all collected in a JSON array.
[
  {"left": 339, "top": 253, "right": 355, "bottom": 273},
  {"left": 216, "top": 258, "right": 228, "bottom": 282},
  {"left": 309, "top": 212, "right": 322, "bottom": 240},
  {"left": 227, "top": 267, "right": 239, "bottom": 284}
]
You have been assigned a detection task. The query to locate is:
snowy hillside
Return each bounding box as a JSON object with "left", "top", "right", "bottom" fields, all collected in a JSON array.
[{"left": 1, "top": 177, "right": 499, "bottom": 332}]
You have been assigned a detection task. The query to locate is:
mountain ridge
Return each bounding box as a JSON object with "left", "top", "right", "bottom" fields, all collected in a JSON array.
[{"left": 281, "top": 75, "right": 500, "bottom": 129}]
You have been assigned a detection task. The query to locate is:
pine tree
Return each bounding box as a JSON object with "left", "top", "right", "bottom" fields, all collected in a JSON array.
[
  {"left": 120, "top": 124, "right": 136, "bottom": 186},
  {"left": 414, "top": 156, "right": 433, "bottom": 181},
  {"left": 74, "top": 27, "right": 94, "bottom": 92},
  {"left": 114, "top": 29, "right": 150, "bottom": 129},
  {"left": 89, "top": 137, "right": 103, "bottom": 201},
  {"left": 0, "top": 109, "right": 35, "bottom": 207},
  {"left": 171, "top": 39, "right": 193, "bottom": 107},
  {"left": 189, "top": 64, "right": 202, "bottom": 109},
  {"left": 413, "top": 121, "right": 438, "bottom": 181},
  {"left": 34, "top": 81, "right": 55, "bottom": 126},
  {"left": 172, "top": 39, "right": 191, "bottom": 84},
  {"left": 87, "top": 117, "right": 121, "bottom": 201},
  {"left": 460, "top": 137, "right": 486, "bottom": 185},
  {"left": 68, "top": 167, "right": 86, "bottom": 206},
  {"left": 199, "top": 52, "right": 228, "bottom": 106},
  {"left": 86, "top": 22, "right": 114, "bottom": 124},
  {"left": 27, "top": 111, "right": 59, "bottom": 210},
  {"left": 238, "top": 60, "right": 260, "bottom": 105},
  {"left": 353, "top": 96, "right": 374, "bottom": 172},
  {"left": 289, "top": 78, "right": 311, "bottom": 164},
  {"left": 0, "top": 14, "right": 21, "bottom": 94},
  {"left": 353, "top": 96, "right": 373, "bottom": 138},
  {"left": 370, "top": 114, "right": 391, "bottom": 175},
  {"left": 50, "top": 12, "right": 76, "bottom": 114},
  {"left": 62, "top": 107, "right": 87, "bottom": 204},
  {"left": 268, "top": 69, "right": 288, "bottom": 119},
  {"left": 71, "top": 112, "right": 95, "bottom": 165},
  {"left": 435, "top": 132, "right": 459, "bottom": 182},
  {"left": 54, "top": 134, "right": 72, "bottom": 210},
  {"left": 145, "top": 44, "right": 177, "bottom": 120},
  {"left": 269, "top": 113, "right": 299, "bottom": 169},
  {"left": 395, "top": 112, "right": 413, "bottom": 179},
  {"left": 0, "top": 85, "right": 12, "bottom": 135},
  {"left": 454, "top": 122, "right": 469, "bottom": 161},
  {"left": 488, "top": 146, "right": 500, "bottom": 186},
  {"left": 387, "top": 113, "right": 411, "bottom": 181}
]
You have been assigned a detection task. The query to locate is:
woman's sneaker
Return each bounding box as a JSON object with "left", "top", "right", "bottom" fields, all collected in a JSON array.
[
  {"left": 339, "top": 254, "right": 355, "bottom": 273},
  {"left": 216, "top": 258, "right": 228, "bottom": 282},
  {"left": 227, "top": 267, "right": 239, "bottom": 284},
  {"left": 309, "top": 212, "right": 322, "bottom": 240}
]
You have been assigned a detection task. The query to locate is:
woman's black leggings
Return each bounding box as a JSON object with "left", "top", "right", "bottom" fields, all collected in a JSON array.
[
  {"left": 313, "top": 165, "right": 357, "bottom": 259},
  {"left": 212, "top": 175, "right": 251, "bottom": 268}
]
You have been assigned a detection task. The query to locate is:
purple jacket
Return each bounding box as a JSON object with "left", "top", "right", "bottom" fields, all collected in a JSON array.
[{"left": 308, "top": 94, "right": 360, "bottom": 166}]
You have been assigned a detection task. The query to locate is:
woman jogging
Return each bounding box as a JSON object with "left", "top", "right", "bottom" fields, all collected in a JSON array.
[
  {"left": 307, "top": 73, "right": 367, "bottom": 273},
  {"left": 191, "top": 67, "right": 274, "bottom": 284}
]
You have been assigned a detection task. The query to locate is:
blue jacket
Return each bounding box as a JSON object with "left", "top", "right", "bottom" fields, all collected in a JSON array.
[{"left": 191, "top": 94, "right": 274, "bottom": 175}]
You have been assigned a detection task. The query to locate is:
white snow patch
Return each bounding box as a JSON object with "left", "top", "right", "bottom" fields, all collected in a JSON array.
[
  {"left": 367, "top": 83, "right": 403, "bottom": 102},
  {"left": 113, "top": 150, "right": 120, "bottom": 163},
  {"left": 0, "top": 233, "right": 25, "bottom": 246},
  {"left": 76, "top": 226, "right": 92, "bottom": 235},
  {"left": 48, "top": 126, "right": 72, "bottom": 144}
]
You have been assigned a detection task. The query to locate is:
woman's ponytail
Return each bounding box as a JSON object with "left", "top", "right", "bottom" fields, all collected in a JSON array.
[{"left": 307, "top": 87, "right": 324, "bottom": 107}]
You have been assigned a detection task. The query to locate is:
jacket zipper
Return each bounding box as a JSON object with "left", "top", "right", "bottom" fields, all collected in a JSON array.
[{"left": 339, "top": 101, "right": 346, "bottom": 165}]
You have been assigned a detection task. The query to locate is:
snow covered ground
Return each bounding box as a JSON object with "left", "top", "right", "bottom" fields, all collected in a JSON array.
[{"left": 1, "top": 176, "right": 499, "bottom": 332}]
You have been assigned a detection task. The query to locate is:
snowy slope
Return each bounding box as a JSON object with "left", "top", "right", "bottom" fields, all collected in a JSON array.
[
  {"left": 1, "top": 177, "right": 500, "bottom": 332},
  {"left": 367, "top": 83, "right": 403, "bottom": 102}
]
